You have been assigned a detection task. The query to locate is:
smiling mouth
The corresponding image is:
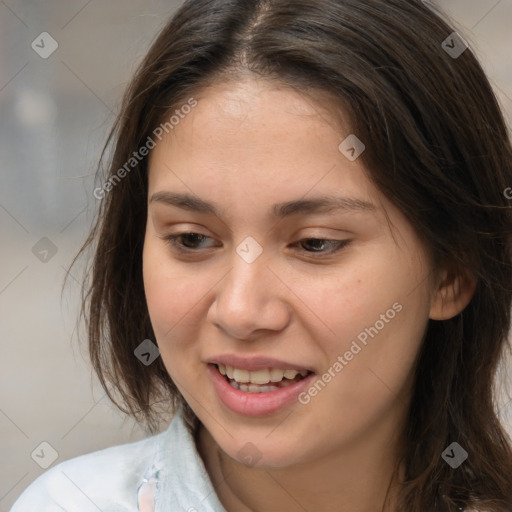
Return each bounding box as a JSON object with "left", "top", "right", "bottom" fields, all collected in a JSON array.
[{"left": 214, "top": 363, "right": 313, "bottom": 393}]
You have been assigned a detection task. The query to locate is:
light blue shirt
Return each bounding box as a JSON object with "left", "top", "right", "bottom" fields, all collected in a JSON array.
[
  {"left": 10, "top": 407, "right": 228, "bottom": 511},
  {"left": 10, "top": 408, "right": 481, "bottom": 512}
]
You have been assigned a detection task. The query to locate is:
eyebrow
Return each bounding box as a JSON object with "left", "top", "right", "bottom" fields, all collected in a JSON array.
[{"left": 150, "top": 191, "right": 376, "bottom": 219}]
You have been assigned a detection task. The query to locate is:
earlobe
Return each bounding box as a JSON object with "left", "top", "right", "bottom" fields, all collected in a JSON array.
[{"left": 429, "top": 268, "right": 477, "bottom": 321}]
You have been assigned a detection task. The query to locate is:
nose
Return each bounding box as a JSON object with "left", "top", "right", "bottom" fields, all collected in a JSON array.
[{"left": 207, "top": 246, "right": 292, "bottom": 340}]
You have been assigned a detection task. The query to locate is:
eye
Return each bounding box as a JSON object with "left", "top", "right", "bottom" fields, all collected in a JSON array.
[
  {"left": 162, "top": 232, "right": 351, "bottom": 257},
  {"left": 163, "top": 232, "right": 216, "bottom": 252},
  {"left": 296, "top": 238, "right": 351, "bottom": 256}
]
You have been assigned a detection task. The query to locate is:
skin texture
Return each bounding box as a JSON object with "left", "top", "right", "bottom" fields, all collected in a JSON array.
[{"left": 142, "top": 78, "right": 475, "bottom": 512}]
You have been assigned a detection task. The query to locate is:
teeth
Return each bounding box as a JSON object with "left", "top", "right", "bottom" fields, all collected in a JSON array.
[
  {"left": 229, "top": 380, "right": 279, "bottom": 393},
  {"left": 270, "top": 368, "right": 285, "bottom": 382},
  {"left": 217, "top": 364, "right": 309, "bottom": 385},
  {"left": 233, "top": 368, "right": 250, "bottom": 383},
  {"left": 284, "top": 369, "right": 299, "bottom": 379},
  {"left": 249, "top": 369, "right": 270, "bottom": 384}
]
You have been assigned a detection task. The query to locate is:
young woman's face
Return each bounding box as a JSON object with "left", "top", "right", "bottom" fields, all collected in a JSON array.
[{"left": 143, "top": 78, "right": 437, "bottom": 468}]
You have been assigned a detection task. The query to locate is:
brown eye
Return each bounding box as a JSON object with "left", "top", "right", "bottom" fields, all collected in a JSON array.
[
  {"left": 162, "top": 233, "right": 351, "bottom": 258},
  {"left": 163, "top": 232, "right": 215, "bottom": 253},
  {"left": 296, "top": 238, "right": 351, "bottom": 256}
]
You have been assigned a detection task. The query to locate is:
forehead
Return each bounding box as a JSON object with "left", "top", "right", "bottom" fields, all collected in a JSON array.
[
  {"left": 145, "top": 79, "right": 423, "bottom": 252},
  {"left": 148, "top": 78, "right": 375, "bottom": 199},
  {"left": 192, "top": 78, "right": 343, "bottom": 125}
]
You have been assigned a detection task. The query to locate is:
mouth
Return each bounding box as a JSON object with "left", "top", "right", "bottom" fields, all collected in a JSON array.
[
  {"left": 207, "top": 356, "right": 317, "bottom": 416},
  {"left": 213, "top": 363, "right": 313, "bottom": 393}
]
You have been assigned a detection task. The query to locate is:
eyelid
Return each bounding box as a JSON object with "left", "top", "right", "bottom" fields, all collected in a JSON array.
[{"left": 160, "top": 231, "right": 352, "bottom": 258}]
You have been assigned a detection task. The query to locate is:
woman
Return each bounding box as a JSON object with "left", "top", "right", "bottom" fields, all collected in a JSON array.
[{"left": 11, "top": 0, "right": 512, "bottom": 510}]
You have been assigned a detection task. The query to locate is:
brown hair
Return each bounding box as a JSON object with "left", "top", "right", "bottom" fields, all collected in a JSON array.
[{"left": 71, "top": 0, "right": 512, "bottom": 510}]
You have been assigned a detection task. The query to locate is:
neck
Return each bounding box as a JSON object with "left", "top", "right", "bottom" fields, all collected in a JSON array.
[{"left": 197, "top": 418, "right": 405, "bottom": 512}]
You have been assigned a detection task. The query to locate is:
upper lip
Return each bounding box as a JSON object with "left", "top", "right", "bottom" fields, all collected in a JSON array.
[{"left": 207, "top": 354, "right": 314, "bottom": 372}]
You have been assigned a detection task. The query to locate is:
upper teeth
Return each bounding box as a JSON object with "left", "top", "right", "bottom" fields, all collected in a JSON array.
[{"left": 217, "top": 364, "right": 309, "bottom": 384}]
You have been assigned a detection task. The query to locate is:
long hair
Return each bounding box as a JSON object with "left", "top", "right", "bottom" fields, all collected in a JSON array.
[{"left": 70, "top": 1, "right": 512, "bottom": 510}]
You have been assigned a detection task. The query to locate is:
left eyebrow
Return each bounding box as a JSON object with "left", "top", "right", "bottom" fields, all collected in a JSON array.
[{"left": 150, "top": 191, "right": 376, "bottom": 219}]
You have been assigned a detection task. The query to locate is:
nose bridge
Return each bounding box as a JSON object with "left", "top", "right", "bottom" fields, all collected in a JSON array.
[
  {"left": 211, "top": 235, "right": 290, "bottom": 337},
  {"left": 223, "top": 235, "right": 270, "bottom": 313}
]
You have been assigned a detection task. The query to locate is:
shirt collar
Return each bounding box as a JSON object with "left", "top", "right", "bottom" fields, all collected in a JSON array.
[{"left": 148, "top": 406, "right": 228, "bottom": 512}]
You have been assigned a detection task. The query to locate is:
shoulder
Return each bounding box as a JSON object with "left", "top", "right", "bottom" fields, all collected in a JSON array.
[{"left": 10, "top": 428, "right": 167, "bottom": 512}]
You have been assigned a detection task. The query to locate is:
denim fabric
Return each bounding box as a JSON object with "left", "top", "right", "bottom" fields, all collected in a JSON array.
[
  {"left": 8, "top": 407, "right": 483, "bottom": 511},
  {"left": 10, "top": 407, "right": 227, "bottom": 512}
]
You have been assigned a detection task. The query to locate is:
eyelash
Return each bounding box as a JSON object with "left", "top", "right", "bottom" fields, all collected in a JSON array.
[{"left": 162, "top": 232, "right": 351, "bottom": 258}]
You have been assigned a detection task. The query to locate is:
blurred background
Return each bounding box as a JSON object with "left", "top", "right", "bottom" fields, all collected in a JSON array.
[{"left": 0, "top": 1, "right": 511, "bottom": 510}]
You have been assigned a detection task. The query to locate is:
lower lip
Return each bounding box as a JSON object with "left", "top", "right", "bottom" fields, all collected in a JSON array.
[{"left": 207, "top": 364, "right": 315, "bottom": 417}]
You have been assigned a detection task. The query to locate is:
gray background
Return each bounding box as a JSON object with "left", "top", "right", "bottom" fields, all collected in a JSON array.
[{"left": 1, "top": 1, "right": 511, "bottom": 510}]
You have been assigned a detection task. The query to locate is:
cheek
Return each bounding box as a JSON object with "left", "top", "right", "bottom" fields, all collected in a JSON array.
[
  {"left": 143, "top": 236, "right": 198, "bottom": 330},
  {"left": 291, "top": 245, "right": 430, "bottom": 417},
  {"left": 142, "top": 238, "right": 217, "bottom": 382},
  {"left": 142, "top": 239, "right": 195, "bottom": 353},
  {"left": 294, "top": 244, "right": 427, "bottom": 355},
  {"left": 142, "top": 249, "right": 205, "bottom": 389}
]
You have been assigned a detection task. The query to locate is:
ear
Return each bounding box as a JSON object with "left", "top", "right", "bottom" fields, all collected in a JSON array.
[{"left": 429, "top": 267, "right": 477, "bottom": 321}]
